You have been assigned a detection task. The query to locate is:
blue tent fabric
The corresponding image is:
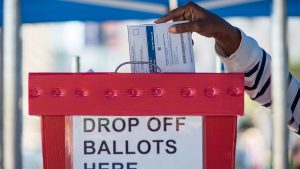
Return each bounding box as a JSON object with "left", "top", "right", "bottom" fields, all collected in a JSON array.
[
  {"left": 20, "top": 1, "right": 163, "bottom": 23},
  {"left": 204, "top": 0, "right": 300, "bottom": 17},
  {"left": 0, "top": 0, "right": 299, "bottom": 24}
]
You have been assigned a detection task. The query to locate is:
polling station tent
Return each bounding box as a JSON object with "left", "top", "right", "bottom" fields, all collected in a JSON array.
[
  {"left": 1, "top": 0, "right": 299, "bottom": 169},
  {"left": 0, "top": 0, "right": 300, "bottom": 24}
]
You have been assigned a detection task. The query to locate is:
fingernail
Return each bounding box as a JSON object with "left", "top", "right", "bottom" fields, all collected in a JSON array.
[{"left": 169, "top": 26, "right": 176, "bottom": 33}]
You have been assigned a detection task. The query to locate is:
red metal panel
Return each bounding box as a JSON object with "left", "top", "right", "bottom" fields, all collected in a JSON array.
[
  {"left": 30, "top": 73, "right": 243, "bottom": 169},
  {"left": 29, "top": 73, "right": 244, "bottom": 116},
  {"left": 203, "top": 116, "right": 237, "bottom": 169},
  {"left": 42, "top": 116, "right": 66, "bottom": 169},
  {"left": 65, "top": 116, "right": 73, "bottom": 169}
]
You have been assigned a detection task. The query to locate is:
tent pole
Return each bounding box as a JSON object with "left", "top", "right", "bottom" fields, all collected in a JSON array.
[
  {"left": 168, "top": 0, "right": 178, "bottom": 11},
  {"left": 3, "top": 0, "right": 23, "bottom": 168},
  {"left": 0, "top": 28, "right": 3, "bottom": 169},
  {"left": 271, "top": 0, "right": 289, "bottom": 168}
]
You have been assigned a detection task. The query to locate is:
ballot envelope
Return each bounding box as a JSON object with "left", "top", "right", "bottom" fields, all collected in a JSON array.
[{"left": 127, "top": 21, "right": 195, "bottom": 73}]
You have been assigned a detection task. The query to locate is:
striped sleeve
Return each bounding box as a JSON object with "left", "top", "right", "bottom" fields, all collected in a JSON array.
[{"left": 216, "top": 29, "right": 300, "bottom": 134}]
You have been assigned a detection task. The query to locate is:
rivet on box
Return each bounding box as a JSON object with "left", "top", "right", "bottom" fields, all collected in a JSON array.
[
  {"left": 227, "top": 87, "right": 243, "bottom": 96},
  {"left": 75, "top": 88, "right": 89, "bottom": 97},
  {"left": 181, "top": 88, "right": 196, "bottom": 97},
  {"left": 105, "top": 89, "right": 118, "bottom": 99},
  {"left": 128, "top": 88, "right": 142, "bottom": 97},
  {"left": 152, "top": 88, "right": 165, "bottom": 97},
  {"left": 204, "top": 87, "right": 218, "bottom": 97},
  {"left": 30, "top": 88, "right": 41, "bottom": 97},
  {"left": 51, "top": 88, "right": 65, "bottom": 97}
]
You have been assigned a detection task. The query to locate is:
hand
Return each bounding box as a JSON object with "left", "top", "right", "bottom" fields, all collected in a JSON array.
[{"left": 155, "top": 2, "right": 241, "bottom": 56}]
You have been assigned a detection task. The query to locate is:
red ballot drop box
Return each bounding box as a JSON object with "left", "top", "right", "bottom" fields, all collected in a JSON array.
[{"left": 29, "top": 73, "right": 244, "bottom": 169}]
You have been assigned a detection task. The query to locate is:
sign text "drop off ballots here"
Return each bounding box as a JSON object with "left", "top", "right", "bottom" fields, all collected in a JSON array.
[{"left": 73, "top": 116, "right": 203, "bottom": 169}]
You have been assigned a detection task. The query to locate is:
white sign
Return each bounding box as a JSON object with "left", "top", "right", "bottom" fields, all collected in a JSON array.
[
  {"left": 128, "top": 21, "right": 195, "bottom": 73},
  {"left": 73, "top": 116, "right": 203, "bottom": 169}
]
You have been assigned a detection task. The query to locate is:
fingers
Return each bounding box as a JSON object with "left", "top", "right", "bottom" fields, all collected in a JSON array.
[
  {"left": 168, "top": 21, "right": 200, "bottom": 34},
  {"left": 173, "top": 16, "right": 185, "bottom": 22},
  {"left": 155, "top": 2, "right": 198, "bottom": 24},
  {"left": 155, "top": 7, "right": 183, "bottom": 23},
  {"left": 155, "top": 2, "right": 193, "bottom": 24}
]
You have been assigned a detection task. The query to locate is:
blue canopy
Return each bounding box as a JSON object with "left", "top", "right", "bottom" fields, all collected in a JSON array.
[{"left": 0, "top": 0, "right": 299, "bottom": 24}]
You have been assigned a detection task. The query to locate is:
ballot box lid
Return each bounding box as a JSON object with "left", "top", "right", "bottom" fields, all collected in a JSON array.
[{"left": 29, "top": 73, "right": 244, "bottom": 116}]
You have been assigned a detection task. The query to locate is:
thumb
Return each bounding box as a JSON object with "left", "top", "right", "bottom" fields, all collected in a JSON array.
[{"left": 168, "top": 21, "right": 198, "bottom": 34}]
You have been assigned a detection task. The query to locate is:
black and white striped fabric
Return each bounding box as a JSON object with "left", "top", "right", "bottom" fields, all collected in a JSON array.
[{"left": 216, "top": 30, "right": 300, "bottom": 134}]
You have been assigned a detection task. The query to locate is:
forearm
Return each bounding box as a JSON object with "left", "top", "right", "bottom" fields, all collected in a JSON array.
[
  {"left": 214, "top": 26, "right": 241, "bottom": 56},
  {"left": 217, "top": 30, "right": 300, "bottom": 134}
]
